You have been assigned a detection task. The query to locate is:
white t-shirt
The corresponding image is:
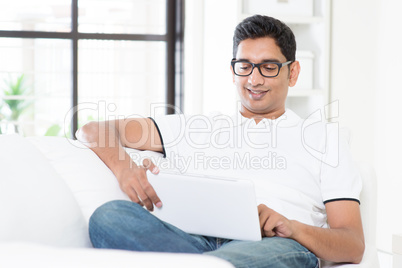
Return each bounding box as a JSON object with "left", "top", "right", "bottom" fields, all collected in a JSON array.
[{"left": 151, "top": 109, "right": 361, "bottom": 228}]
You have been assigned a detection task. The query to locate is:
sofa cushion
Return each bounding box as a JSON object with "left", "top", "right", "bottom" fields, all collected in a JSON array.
[
  {"left": 26, "top": 136, "right": 132, "bottom": 223},
  {"left": 0, "top": 134, "right": 91, "bottom": 248},
  {"left": 0, "top": 241, "right": 235, "bottom": 268}
]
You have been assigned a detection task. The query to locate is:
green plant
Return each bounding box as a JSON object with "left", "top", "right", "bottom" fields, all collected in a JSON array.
[
  {"left": 2, "top": 74, "right": 32, "bottom": 122},
  {"left": 44, "top": 124, "right": 62, "bottom": 136},
  {"left": 0, "top": 100, "right": 3, "bottom": 115},
  {"left": 0, "top": 101, "right": 4, "bottom": 134}
]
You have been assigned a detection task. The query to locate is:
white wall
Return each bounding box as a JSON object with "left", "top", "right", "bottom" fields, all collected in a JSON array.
[
  {"left": 331, "top": 0, "right": 402, "bottom": 254},
  {"left": 330, "top": 0, "right": 379, "bottom": 165},
  {"left": 184, "top": 0, "right": 239, "bottom": 115},
  {"left": 375, "top": 0, "right": 402, "bottom": 254}
]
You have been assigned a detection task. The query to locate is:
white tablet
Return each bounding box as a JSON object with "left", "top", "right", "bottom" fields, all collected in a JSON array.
[{"left": 147, "top": 171, "right": 262, "bottom": 241}]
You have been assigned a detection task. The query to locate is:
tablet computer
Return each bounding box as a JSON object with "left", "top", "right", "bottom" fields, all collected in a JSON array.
[{"left": 147, "top": 171, "right": 261, "bottom": 241}]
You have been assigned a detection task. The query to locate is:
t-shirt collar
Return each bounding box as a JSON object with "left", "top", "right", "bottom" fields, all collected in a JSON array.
[{"left": 234, "top": 109, "right": 301, "bottom": 128}]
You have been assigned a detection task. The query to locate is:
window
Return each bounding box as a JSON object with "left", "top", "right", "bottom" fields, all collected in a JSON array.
[{"left": 0, "top": 0, "right": 183, "bottom": 137}]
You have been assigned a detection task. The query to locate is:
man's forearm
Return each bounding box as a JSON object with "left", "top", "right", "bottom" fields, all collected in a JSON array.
[{"left": 291, "top": 220, "right": 365, "bottom": 263}]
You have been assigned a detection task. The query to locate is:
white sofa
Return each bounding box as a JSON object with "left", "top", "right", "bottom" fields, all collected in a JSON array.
[{"left": 0, "top": 134, "right": 379, "bottom": 267}]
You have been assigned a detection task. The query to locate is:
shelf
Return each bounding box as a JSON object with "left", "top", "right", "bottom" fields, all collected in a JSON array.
[
  {"left": 288, "top": 89, "right": 324, "bottom": 97},
  {"left": 393, "top": 234, "right": 402, "bottom": 255},
  {"left": 238, "top": 13, "right": 324, "bottom": 24}
]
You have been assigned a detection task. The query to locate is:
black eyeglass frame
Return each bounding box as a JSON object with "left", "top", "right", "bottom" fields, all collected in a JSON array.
[{"left": 231, "top": 58, "right": 293, "bottom": 78}]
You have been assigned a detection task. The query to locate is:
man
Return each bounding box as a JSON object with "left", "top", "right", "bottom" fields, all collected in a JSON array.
[{"left": 76, "top": 15, "right": 364, "bottom": 267}]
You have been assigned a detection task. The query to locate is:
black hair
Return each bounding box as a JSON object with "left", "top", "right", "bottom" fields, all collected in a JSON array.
[{"left": 233, "top": 15, "right": 296, "bottom": 62}]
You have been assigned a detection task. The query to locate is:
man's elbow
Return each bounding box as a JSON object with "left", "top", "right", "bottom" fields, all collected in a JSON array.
[
  {"left": 351, "top": 239, "right": 365, "bottom": 264},
  {"left": 75, "top": 121, "right": 100, "bottom": 148}
]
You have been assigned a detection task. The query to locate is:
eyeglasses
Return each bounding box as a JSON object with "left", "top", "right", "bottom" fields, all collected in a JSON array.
[{"left": 231, "top": 59, "right": 292, "bottom": 78}]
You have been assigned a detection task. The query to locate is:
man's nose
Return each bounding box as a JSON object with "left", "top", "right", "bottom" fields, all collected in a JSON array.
[{"left": 248, "top": 66, "right": 264, "bottom": 86}]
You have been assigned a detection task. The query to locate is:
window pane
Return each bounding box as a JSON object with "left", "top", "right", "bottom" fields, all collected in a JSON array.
[
  {"left": 78, "top": 0, "right": 166, "bottom": 34},
  {"left": 0, "top": 0, "right": 71, "bottom": 32},
  {"left": 78, "top": 40, "right": 166, "bottom": 124},
  {"left": 0, "top": 38, "right": 71, "bottom": 136}
]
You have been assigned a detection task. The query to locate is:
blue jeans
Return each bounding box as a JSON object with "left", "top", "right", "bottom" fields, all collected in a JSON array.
[{"left": 89, "top": 200, "right": 318, "bottom": 268}]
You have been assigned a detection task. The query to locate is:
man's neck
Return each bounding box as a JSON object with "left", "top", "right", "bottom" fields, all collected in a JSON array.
[{"left": 240, "top": 109, "right": 286, "bottom": 124}]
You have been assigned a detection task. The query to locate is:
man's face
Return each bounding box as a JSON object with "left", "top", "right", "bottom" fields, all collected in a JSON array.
[{"left": 232, "top": 37, "right": 299, "bottom": 119}]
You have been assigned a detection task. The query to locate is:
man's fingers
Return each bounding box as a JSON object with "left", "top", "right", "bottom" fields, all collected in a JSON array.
[
  {"left": 258, "top": 204, "right": 267, "bottom": 215},
  {"left": 136, "top": 188, "right": 154, "bottom": 211},
  {"left": 137, "top": 167, "right": 162, "bottom": 209},
  {"left": 119, "top": 162, "right": 162, "bottom": 211},
  {"left": 142, "top": 158, "right": 160, "bottom": 174},
  {"left": 258, "top": 206, "right": 269, "bottom": 236},
  {"left": 126, "top": 186, "right": 142, "bottom": 205},
  {"left": 263, "top": 216, "right": 279, "bottom": 237},
  {"left": 258, "top": 204, "right": 277, "bottom": 237}
]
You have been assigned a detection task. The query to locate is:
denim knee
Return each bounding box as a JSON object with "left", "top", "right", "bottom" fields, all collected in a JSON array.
[
  {"left": 89, "top": 200, "right": 144, "bottom": 248},
  {"left": 88, "top": 200, "right": 208, "bottom": 253},
  {"left": 206, "top": 237, "right": 318, "bottom": 268},
  {"left": 91, "top": 200, "right": 135, "bottom": 224}
]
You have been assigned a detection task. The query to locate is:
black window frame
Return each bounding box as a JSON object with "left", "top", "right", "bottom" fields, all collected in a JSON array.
[{"left": 0, "top": 0, "right": 184, "bottom": 137}]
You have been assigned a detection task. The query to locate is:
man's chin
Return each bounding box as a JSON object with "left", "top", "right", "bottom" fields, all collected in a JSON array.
[{"left": 241, "top": 103, "right": 285, "bottom": 119}]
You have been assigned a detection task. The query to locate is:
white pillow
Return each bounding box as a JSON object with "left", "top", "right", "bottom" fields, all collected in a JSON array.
[
  {"left": 0, "top": 134, "right": 91, "bottom": 248},
  {"left": 26, "top": 136, "right": 132, "bottom": 223}
]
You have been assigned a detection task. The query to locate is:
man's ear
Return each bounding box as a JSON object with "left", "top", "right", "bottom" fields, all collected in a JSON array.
[
  {"left": 230, "top": 65, "right": 236, "bottom": 84},
  {"left": 288, "top": 61, "right": 301, "bottom": 87}
]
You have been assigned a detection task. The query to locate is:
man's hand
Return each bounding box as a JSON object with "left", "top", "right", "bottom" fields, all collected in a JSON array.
[
  {"left": 258, "top": 202, "right": 365, "bottom": 264},
  {"left": 117, "top": 158, "right": 162, "bottom": 212},
  {"left": 258, "top": 204, "right": 294, "bottom": 238}
]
